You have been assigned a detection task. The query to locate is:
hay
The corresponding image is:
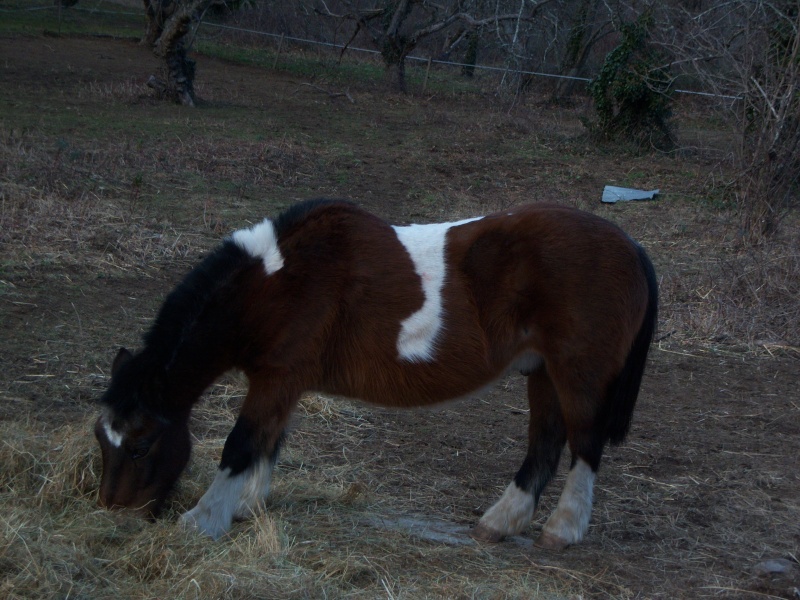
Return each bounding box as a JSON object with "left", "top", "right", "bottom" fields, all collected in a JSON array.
[{"left": 0, "top": 395, "right": 595, "bottom": 599}]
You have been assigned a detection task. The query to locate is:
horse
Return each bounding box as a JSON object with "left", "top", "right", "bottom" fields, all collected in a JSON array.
[{"left": 94, "top": 199, "right": 658, "bottom": 549}]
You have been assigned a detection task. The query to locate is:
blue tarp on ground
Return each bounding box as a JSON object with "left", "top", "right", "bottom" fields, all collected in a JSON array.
[{"left": 602, "top": 186, "right": 660, "bottom": 203}]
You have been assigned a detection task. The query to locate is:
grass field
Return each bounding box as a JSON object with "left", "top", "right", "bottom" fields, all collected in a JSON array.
[{"left": 1, "top": 6, "right": 799, "bottom": 599}]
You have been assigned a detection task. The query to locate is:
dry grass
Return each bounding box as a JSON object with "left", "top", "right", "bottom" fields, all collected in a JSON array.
[
  {"left": 0, "top": 125, "right": 316, "bottom": 277},
  {"left": 3, "top": 387, "right": 797, "bottom": 598},
  {"left": 1, "top": 34, "right": 799, "bottom": 600},
  {"left": 0, "top": 133, "right": 197, "bottom": 276},
  {"left": 0, "top": 389, "right": 593, "bottom": 599},
  {"left": 0, "top": 182, "right": 194, "bottom": 274},
  {"left": 655, "top": 217, "right": 800, "bottom": 352}
]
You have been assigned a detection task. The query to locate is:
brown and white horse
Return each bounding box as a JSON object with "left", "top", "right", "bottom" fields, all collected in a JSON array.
[{"left": 94, "top": 199, "right": 658, "bottom": 549}]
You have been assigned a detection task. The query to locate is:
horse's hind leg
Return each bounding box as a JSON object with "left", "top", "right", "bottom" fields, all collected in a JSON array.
[
  {"left": 180, "top": 382, "right": 298, "bottom": 539},
  {"left": 536, "top": 455, "right": 596, "bottom": 550},
  {"left": 535, "top": 372, "right": 606, "bottom": 550},
  {"left": 472, "top": 366, "right": 565, "bottom": 542}
]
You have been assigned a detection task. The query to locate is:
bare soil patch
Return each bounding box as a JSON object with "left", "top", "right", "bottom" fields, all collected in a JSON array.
[{"left": 1, "top": 35, "right": 798, "bottom": 599}]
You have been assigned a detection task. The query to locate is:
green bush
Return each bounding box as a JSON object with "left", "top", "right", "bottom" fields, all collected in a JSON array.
[{"left": 585, "top": 13, "right": 675, "bottom": 151}]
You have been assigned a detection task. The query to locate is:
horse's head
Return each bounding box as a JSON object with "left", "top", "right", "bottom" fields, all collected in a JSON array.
[{"left": 94, "top": 348, "right": 191, "bottom": 518}]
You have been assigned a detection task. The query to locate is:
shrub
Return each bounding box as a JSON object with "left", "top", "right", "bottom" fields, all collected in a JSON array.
[{"left": 585, "top": 13, "right": 675, "bottom": 151}]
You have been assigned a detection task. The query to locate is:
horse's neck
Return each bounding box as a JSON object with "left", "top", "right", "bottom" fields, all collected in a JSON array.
[
  {"left": 154, "top": 328, "right": 239, "bottom": 413},
  {"left": 167, "top": 363, "right": 224, "bottom": 410}
]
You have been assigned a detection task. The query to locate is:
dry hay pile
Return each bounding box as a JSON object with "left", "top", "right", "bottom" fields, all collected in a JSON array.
[{"left": 0, "top": 385, "right": 597, "bottom": 599}]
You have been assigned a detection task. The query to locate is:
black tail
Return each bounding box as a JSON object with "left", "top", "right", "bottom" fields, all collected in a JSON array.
[{"left": 605, "top": 243, "right": 658, "bottom": 445}]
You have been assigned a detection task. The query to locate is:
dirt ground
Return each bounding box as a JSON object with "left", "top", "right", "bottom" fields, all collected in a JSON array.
[{"left": 1, "top": 33, "right": 799, "bottom": 599}]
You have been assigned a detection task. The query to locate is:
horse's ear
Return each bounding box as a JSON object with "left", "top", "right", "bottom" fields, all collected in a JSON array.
[{"left": 111, "top": 347, "right": 133, "bottom": 376}]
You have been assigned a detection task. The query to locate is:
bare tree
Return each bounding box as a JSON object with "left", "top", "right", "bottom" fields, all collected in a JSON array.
[
  {"left": 656, "top": 0, "right": 799, "bottom": 239},
  {"left": 142, "top": 0, "right": 213, "bottom": 106},
  {"left": 316, "top": 0, "right": 555, "bottom": 92}
]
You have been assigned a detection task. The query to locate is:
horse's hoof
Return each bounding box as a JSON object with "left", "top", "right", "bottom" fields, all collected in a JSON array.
[
  {"left": 179, "top": 510, "right": 202, "bottom": 532},
  {"left": 469, "top": 523, "right": 505, "bottom": 543},
  {"left": 179, "top": 507, "right": 229, "bottom": 540},
  {"left": 534, "top": 531, "right": 570, "bottom": 551}
]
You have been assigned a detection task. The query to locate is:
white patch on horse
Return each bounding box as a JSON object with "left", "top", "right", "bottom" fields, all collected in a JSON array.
[
  {"left": 101, "top": 414, "right": 123, "bottom": 448},
  {"left": 233, "top": 458, "right": 275, "bottom": 520},
  {"left": 393, "top": 217, "right": 482, "bottom": 362},
  {"left": 180, "top": 458, "right": 275, "bottom": 540},
  {"left": 541, "top": 458, "right": 595, "bottom": 545},
  {"left": 476, "top": 481, "right": 535, "bottom": 537},
  {"left": 231, "top": 219, "right": 285, "bottom": 275}
]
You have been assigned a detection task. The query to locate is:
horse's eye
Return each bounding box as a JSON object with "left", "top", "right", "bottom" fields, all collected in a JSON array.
[{"left": 129, "top": 444, "right": 150, "bottom": 461}]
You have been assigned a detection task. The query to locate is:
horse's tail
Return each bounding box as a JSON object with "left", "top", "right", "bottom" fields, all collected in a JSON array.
[{"left": 605, "top": 243, "right": 658, "bottom": 446}]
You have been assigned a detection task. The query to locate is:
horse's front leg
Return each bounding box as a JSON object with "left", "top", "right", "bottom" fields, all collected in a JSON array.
[{"left": 180, "top": 387, "right": 298, "bottom": 539}]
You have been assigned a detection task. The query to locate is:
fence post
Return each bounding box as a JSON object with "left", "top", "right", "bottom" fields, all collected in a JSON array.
[
  {"left": 272, "top": 33, "right": 285, "bottom": 70},
  {"left": 422, "top": 57, "right": 433, "bottom": 93}
]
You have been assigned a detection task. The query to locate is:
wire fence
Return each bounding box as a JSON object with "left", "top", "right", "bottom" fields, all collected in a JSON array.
[
  {"left": 3, "top": 2, "right": 742, "bottom": 100},
  {"left": 201, "top": 21, "right": 598, "bottom": 85}
]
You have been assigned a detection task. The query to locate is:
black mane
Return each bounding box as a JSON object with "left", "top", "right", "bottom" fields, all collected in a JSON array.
[
  {"left": 145, "top": 199, "right": 356, "bottom": 365},
  {"left": 272, "top": 198, "right": 355, "bottom": 238},
  {"left": 103, "top": 241, "right": 258, "bottom": 416},
  {"left": 104, "top": 200, "right": 355, "bottom": 416},
  {"left": 142, "top": 241, "right": 257, "bottom": 366}
]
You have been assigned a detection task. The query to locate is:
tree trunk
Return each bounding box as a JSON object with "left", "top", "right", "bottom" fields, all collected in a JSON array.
[
  {"left": 385, "top": 59, "right": 407, "bottom": 93},
  {"left": 552, "top": 0, "right": 600, "bottom": 101},
  {"left": 379, "top": 33, "right": 411, "bottom": 93},
  {"left": 462, "top": 30, "right": 478, "bottom": 78},
  {"left": 141, "top": 0, "right": 161, "bottom": 46},
  {"left": 153, "top": 2, "right": 200, "bottom": 106},
  {"left": 143, "top": 0, "right": 210, "bottom": 106},
  {"left": 162, "top": 38, "right": 197, "bottom": 106}
]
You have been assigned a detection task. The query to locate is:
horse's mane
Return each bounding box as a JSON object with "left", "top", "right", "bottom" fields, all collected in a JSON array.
[
  {"left": 102, "top": 241, "right": 259, "bottom": 416},
  {"left": 142, "top": 241, "right": 257, "bottom": 368},
  {"left": 272, "top": 198, "right": 355, "bottom": 238},
  {"left": 143, "top": 200, "right": 355, "bottom": 367},
  {"left": 104, "top": 200, "right": 360, "bottom": 416}
]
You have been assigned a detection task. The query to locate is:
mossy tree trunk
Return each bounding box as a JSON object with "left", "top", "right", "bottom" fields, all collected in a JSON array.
[
  {"left": 552, "top": 0, "right": 608, "bottom": 101},
  {"left": 142, "top": 0, "right": 211, "bottom": 106},
  {"left": 378, "top": 32, "right": 413, "bottom": 93}
]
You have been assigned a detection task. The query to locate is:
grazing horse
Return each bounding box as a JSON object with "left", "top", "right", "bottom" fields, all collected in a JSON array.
[{"left": 94, "top": 199, "right": 657, "bottom": 549}]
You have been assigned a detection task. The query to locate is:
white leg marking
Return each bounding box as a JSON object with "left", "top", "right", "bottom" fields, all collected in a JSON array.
[
  {"left": 477, "top": 482, "right": 535, "bottom": 537},
  {"left": 180, "top": 459, "right": 274, "bottom": 540},
  {"left": 180, "top": 467, "right": 244, "bottom": 540},
  {"left": 393, "top": 217, "right": 482, "bottom": 362},
  {"left": 233, "top": 458, "right": 275, "bottom": 520},
  {"left": 542, "top": 458, "right": 595, "bottom": 545},
  {"left": 231, "top": 219, "right": 285, "bottom": 274}
]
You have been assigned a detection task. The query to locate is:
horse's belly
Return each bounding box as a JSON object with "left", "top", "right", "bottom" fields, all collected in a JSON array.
[{"left": 330, "top": 347, "right": 538, "bottom": 409}]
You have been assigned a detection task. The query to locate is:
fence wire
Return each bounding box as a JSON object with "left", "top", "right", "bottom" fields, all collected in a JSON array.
[
  {"left": 202, "top": 22, "right": 595, "bottom": 84},
  {"left": 4, "top": 3, "right": 742, "bottom": 99}
]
